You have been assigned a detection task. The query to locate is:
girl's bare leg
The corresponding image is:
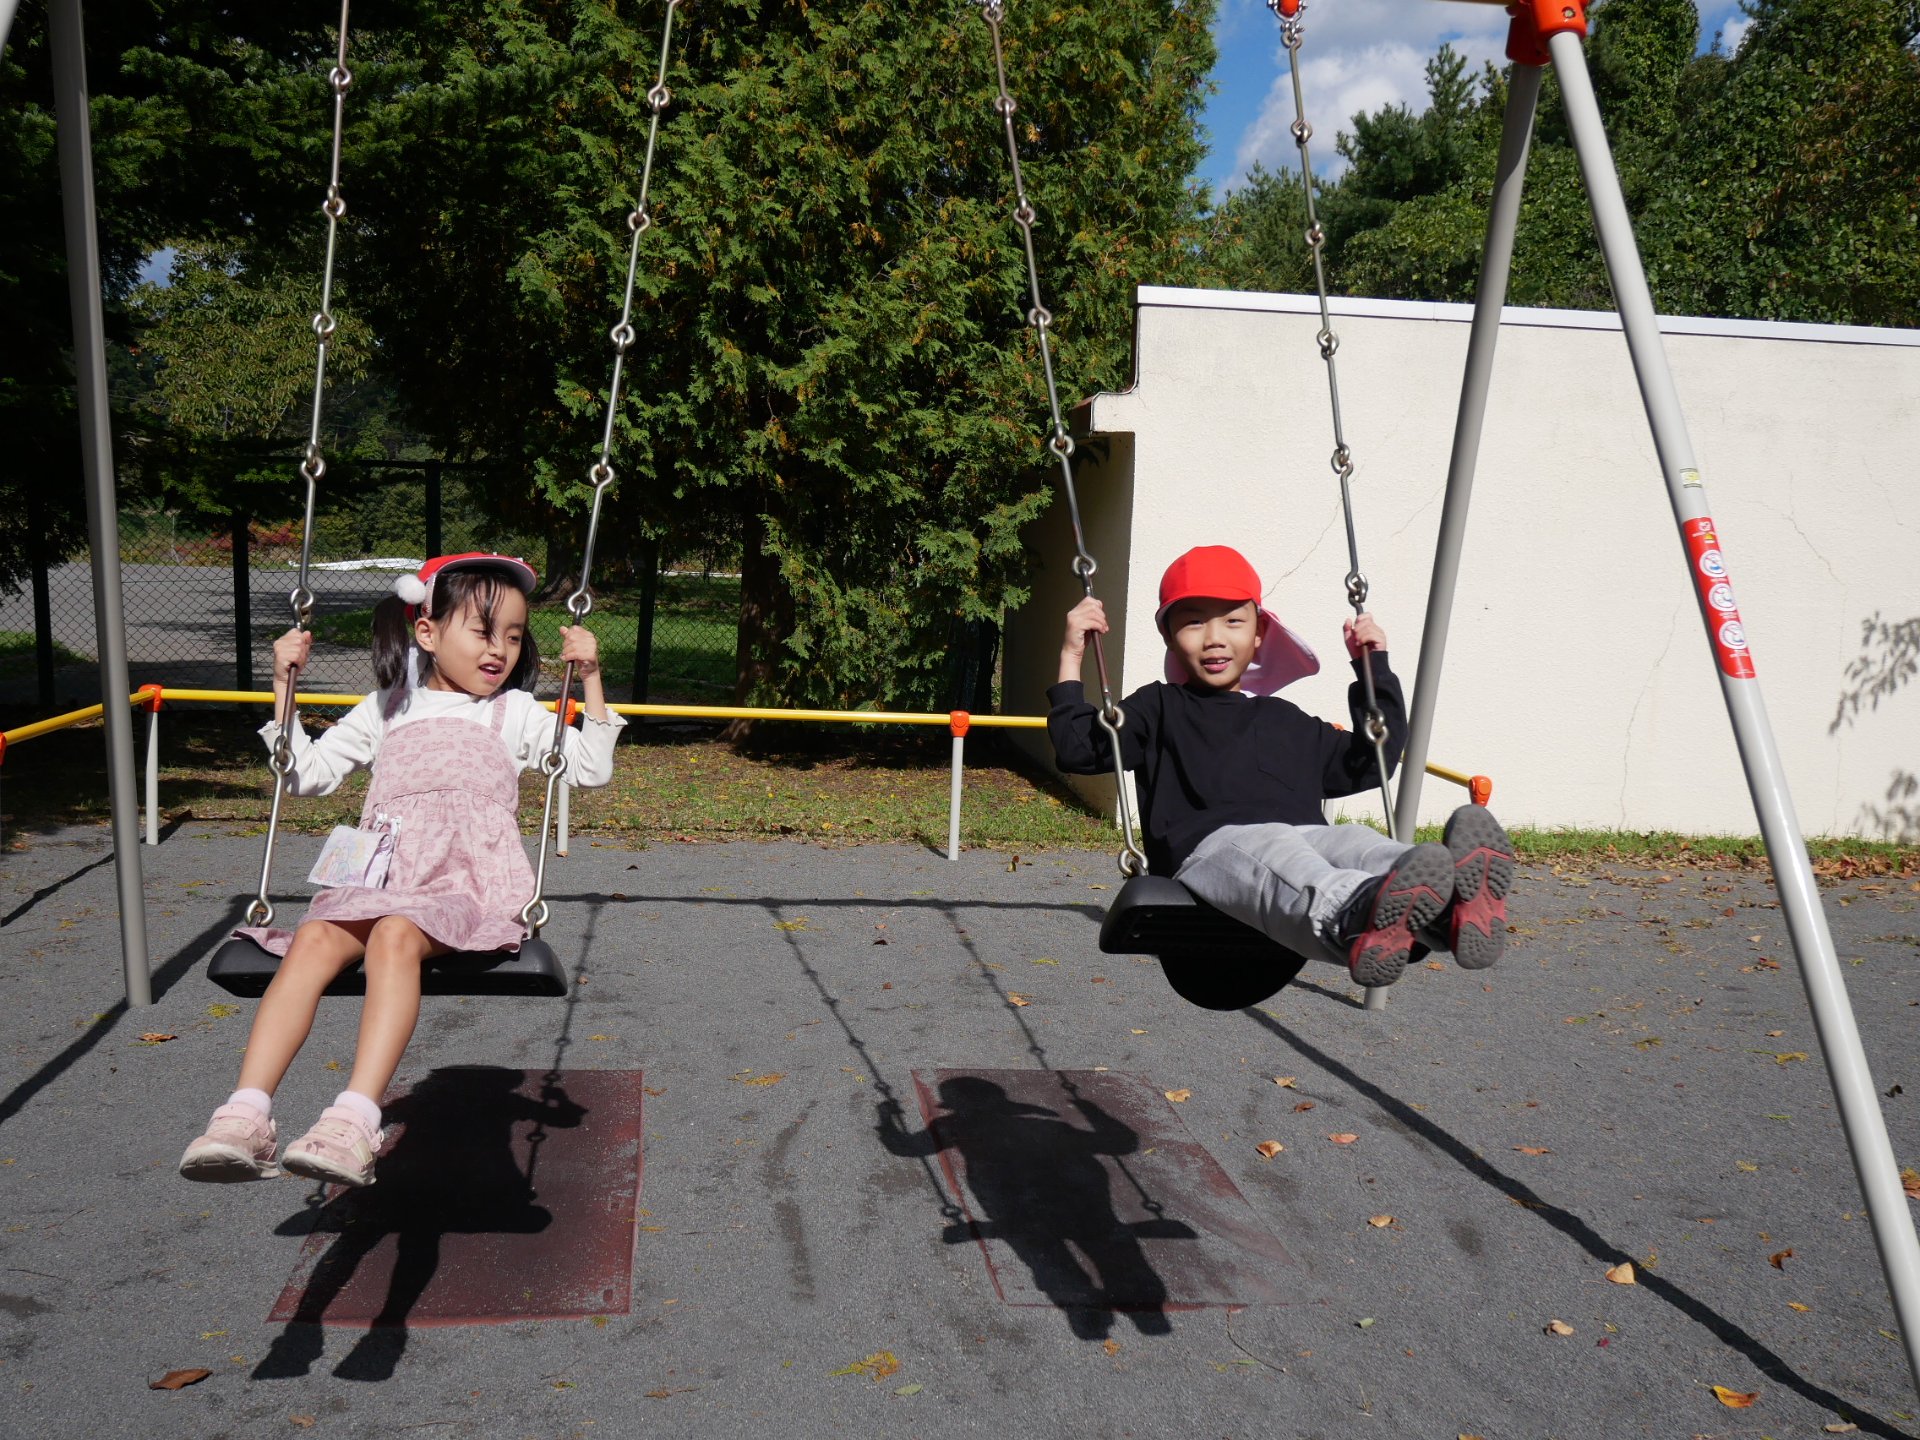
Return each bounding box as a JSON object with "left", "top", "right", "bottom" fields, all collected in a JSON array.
[
  {"left": 345, "top": 916, "right": 447, "bottom": 1105},
  {"left": 236, "top": 919, "right": 374, "bottom": 1095}
]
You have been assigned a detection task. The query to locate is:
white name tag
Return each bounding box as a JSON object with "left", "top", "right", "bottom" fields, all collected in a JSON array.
[{"left": 308, "top": 822, "right": 397, "bottom": 889}]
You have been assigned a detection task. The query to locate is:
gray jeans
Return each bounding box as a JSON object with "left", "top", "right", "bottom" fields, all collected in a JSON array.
[{"left": 1174, "top": 822, "right": 1411, "bottom": 963}]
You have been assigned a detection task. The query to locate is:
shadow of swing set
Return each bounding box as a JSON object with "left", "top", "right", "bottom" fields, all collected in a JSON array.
[{"left": 129, "top": 0, "right": 1920, "bottom": 1379}]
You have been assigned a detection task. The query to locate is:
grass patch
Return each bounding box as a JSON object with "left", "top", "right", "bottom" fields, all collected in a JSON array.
[
  {"left": 0, "top": 629, "right": 86, "bottom": 678},
  {"left": 309, "top": 575, "right": 738, "bottom": 702}
]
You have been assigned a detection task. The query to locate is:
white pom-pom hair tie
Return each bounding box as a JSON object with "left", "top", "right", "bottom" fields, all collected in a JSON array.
[{"left": 393, "top": 573, "right": 430, "bottom": 606}]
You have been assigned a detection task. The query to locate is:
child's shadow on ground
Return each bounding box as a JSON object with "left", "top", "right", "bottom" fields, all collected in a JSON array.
[
  {"left": 879, "top": 1076, "right": 1193, "bottom": 1340},
  {"left": 255, "top": 1065, "right": 585, "bottom": 1383}
]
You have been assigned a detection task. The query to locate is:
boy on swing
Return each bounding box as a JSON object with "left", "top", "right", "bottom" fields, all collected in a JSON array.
[{"left": 1049, "top": 545, "right": 1515, "bottom": 988}]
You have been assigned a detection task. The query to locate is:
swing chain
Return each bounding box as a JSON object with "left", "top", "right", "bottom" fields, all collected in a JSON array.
[
  {"left": 522, "top": 0, "right": 681, "bottom": 935},
  {"left": 1272, "top": 0, "right": 1398, "bottom": 826},
  {"left": 245, "top": 0, "right": 355, "bottom": 934},
  {"left": 978, "top": 0, "right": 1149, "bottom": 879}
]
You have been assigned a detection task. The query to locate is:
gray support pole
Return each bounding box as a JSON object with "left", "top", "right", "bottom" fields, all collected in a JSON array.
[
  {"left": 0, "top": 0, "right": 20, "bottom": 62},
  {"left": 1393, "top": 64, "right": 1542, "bottom": 842},
  {"left": 144, "top": 703, "right": 159, "bottom": 846},
  {"left": 52, "top": 0, "right": 151, "bottom": 1006},
  {"left": 1550, "top": 26, "right": 1920, "bottom": 1399},
  {"left": 947, "top": 732, "right": 964, "bottom": 862}
]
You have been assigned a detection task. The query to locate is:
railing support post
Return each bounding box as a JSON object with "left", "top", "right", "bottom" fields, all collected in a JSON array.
[{"left": 947, "top": 711, "right": 970, "bottom": 862}]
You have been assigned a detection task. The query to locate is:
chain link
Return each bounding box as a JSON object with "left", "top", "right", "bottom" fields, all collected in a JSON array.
[
  {"left": 1270, "top": 0, "right": 1397, "bottom": 828},
  {"left": 247, "top": 0, "right": 354, "bottom": 932},
  {"left": 977, "top": 0, "right": 1147, "bottom": 877},
  {"left": 522, "top": 0, "right": 682, "bottom": 934}
]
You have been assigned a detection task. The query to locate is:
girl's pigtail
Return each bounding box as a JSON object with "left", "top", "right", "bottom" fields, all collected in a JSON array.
[{"left": 370, "top": 596, "right": 416, "bottom": 692}]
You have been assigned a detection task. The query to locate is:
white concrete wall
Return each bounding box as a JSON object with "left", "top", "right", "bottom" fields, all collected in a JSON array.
[{"left": 1007, "top": 286, "right": 1920, "bottom": 840}]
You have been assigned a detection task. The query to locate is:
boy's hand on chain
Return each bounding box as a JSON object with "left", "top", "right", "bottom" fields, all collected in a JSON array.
[
  {"left": 1343, "top": 612, "right": 1387, "bottom": 659},
  {"left": 1061, "top": 595, "right": 1109, "bottom": 661}
]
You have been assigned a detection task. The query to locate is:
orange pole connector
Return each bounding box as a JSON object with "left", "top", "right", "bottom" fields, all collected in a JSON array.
[
  {"left": 1470, "top": 775, "right": 1494, "bottom": 807},
  {"left": 949, "top": 709, "right": 972, "bottom": 739},
  {"left": 1507, "top": 0, "right": 1588, "bottom": 67},
  {"left": 138, "top": 683, "right": 165, "bottom": 713},
  {"left": 1276, "top": 0, "right": 1300, "bottom": 15}
]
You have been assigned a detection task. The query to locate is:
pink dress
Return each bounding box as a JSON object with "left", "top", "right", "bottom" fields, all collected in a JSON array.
[{"left": 237, "top": 691, "right": 535, "bottom": 956}]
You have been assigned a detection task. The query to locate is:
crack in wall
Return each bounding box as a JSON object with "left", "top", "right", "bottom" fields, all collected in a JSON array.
[
  {"left": 1747, "top": 489, "right": 1841, "bottom": 587},
  {"left": 1619, "top": 602, "right": 1685, "bottom": 826}
]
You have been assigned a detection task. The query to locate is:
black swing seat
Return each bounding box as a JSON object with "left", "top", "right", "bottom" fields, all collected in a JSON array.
[
  {"left": 207, "top": 935, "right": 569, "bottom": 999},
  {"left": 1097, "top": 875, "right": 1310, "bottom": 1012}
]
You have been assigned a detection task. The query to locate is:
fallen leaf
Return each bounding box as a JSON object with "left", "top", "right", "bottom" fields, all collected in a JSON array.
[
  {"left": 1367, "top": 1214, "right": 1394, "bottom": 1228},
  {"left": 1292, "top": 1100, "right": 1316, "bottom": 1113},
  {"left": 205, "top": 1004, "right": 238, "bottom": 1019},
  {"left": 1274, "top": 1076, "right": 1298, "bottom": 1088},
  {"left": 138, "top": 1032, "right": 177, "bottom": 1044},
  {"left": 645, "top": 1388, "right": 673, "bottom": 1399},
  {"left": 1774, "top": 1051, "right": 1808, "bottom": 1065},
  {"left": 1605, "top": 1261, "right": 1637, "bottom": 1285},
  {"left": 1710, "top": 1384, "right": 1759, "bottom": 1408},
  {"left": 1900, "top": 1167, "right": 1920, "bottom": 1200},
  {"left": 1328, "top": 1133, "right": 1359, "bottom": 1145},
  {"left": 1131, "top": 1028, "right": 1147, "bottom": 1035},
  {"left": 1736, "top": 1161, "right": 1760, "bottom": 1173},
  {"left": 1788, "top": 1302, "right": 1812, "bottom": 1312},
  {"left": 830, "top": 1351, "right": 901, "bottom": 1382},
  {"left": 772, "top": 918, "right": 808, "bottom": 932},
  {"left": 1007, "top": 994, "right": 1031, "bottom": 1008},
  {"left": 1825, "top": 1423, "right": 1859, "bottom": 1433},
  {"left": 588, "top": 1034, "right": 612, "bottom": 1043},
  {"left": 1355, "top": 1317, "right": 1375, "bottom": 1329},
  {"left": 290, "top": 1418, "right": 316, "bottom": 1429},
  {"left": 1513, "top": 1145, "right": 1552, "bottom": 1156},
  {"left": 895, "top": 1382, "right": 923, "bottom": 1395},
  {"left": 1164, "top": 1089, "right": 1192, "bottom": 1103},
  {"left": 1545, "top": 1320, "right": 1574, "bottom": 1336},
  {"left": 1030, "top": 956, "right": 1059, "bottom": 966},
  {"left": 734, "top": 1073, "right": 785, "bottom": 1087},
  {"left": 1255, "top": 1141, "right": 1284, "bottom": 1159},
  {"left": 1769, "top": 1248, "right": 1793, "bottom": 1269},
  {"left": 149, "top": 1368, "right": 212, "bottom": 1390},
  {"left": 1765, "top": 1030, "right": 1784, "bottom": 1038},
  {"left": 1425, "top": 960, "right": 1445, "bottom": 970},
  {"left": 1102, "top": 1339, "right": 1120, "bottom": 1357}
]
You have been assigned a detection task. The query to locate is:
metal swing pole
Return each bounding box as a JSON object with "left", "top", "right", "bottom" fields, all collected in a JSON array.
[
  {"left": 1527, "top": 1, "right": 1920, "bottom": 1396},
  {"left": 51, "top": 0, "right": 151, "bottom": 1006},
  {"left": 1392, "top": 59, "right": 1543, "bottom": 838}
]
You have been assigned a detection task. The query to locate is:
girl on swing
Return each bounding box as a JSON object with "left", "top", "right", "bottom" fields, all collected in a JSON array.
[{"left": 179, "top": 553, "right": 624, "bottom": 1189}]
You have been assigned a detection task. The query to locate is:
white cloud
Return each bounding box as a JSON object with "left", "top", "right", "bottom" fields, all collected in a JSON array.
[
  {"left": 1227, "top": 1, "right": 1510, "bottom": 188},
  {"left": 1717, "top": 14, "right": 1754, "bottom": 52}
]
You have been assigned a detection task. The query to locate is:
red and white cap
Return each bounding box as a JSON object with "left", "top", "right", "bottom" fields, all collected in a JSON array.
[
  {"left": 1156, "top": 545, "right": 1319, "bottom": 695},
  {"left": 393, "top": 552, "right": 538, "bottom": 617}
]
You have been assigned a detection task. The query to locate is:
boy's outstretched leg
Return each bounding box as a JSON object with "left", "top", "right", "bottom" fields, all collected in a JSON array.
[
  {"left": 1436, "top": 805, "right": 1516, "bottom": 970},
  {"left": 1331, "top": 843, "right": 1455, "bottom": 988}
]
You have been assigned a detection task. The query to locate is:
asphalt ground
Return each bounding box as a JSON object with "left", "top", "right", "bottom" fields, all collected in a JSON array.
[{"left": 2, "top": 823, "right": 1917, "bottom": 1439}]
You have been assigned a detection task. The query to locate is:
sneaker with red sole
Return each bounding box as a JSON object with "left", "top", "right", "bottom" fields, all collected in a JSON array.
[
  {"left": 1439, "top": 804, "right": 1516, "bottom": 969},
  {"left": 179, "top": 1103, "right": 280, "bottom": 1182},
  {"left": 1331, "top": 842, "right": 1456, "bottom": 988}
]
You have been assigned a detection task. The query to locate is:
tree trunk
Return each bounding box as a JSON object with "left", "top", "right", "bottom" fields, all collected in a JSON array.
[{"left": 723, "top": 507, "right": 789, "bottom": 745}]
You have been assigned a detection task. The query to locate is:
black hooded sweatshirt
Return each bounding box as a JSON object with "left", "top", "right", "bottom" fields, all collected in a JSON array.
[{"left": 1046, "top": 651, "right": 1408, "bottom": 876}]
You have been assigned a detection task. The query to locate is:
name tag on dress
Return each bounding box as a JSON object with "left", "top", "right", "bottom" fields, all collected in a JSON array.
[{"left": 309, "top": 824, "right": 396, "bottom": 889}]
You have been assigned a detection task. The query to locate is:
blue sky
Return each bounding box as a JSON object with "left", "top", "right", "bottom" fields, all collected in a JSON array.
[{"left": 1198, "top": 0, "right": 1756, "bottom": 194}]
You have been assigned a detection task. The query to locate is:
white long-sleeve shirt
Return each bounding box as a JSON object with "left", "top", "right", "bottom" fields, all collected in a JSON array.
[{"left": 259, "top": 686, "right": 627, "bottom": 797}]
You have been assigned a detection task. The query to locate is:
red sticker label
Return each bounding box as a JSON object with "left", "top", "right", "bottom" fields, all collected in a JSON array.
[{"left": 1682, "top": 517, "right": 1755, "bottom": 679}]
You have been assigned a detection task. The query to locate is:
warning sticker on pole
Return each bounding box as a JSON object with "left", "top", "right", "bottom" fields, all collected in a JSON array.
[{"left": 1682, "top": 517, "right": 1755, "bottom": 679}]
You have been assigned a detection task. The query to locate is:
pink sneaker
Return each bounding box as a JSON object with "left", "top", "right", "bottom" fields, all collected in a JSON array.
[
  {"left": 281, "top": 1107, "right": 384, "bottom": 1188},
  {"left": 179, "top": 1103, "right": 280, "bottom": 1182}
]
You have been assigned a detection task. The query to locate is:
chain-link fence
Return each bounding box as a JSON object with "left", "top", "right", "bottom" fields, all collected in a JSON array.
[{"left": 0, "top": 462, "right": 739, "bottom": 713}]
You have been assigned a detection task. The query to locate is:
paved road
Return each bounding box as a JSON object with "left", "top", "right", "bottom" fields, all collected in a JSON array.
[
  {"left": 0, "top": 560, "right": 406, "bottom": 706},
  {"left": 2, "top": 829, "right": 1917, "bottom": 1438}
]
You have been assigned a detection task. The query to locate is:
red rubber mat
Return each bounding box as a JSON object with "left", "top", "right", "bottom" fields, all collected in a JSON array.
[
  {"left": 268, "top": 1068, "right": 644, "bottom": 1327},
  {"left": 910, "top": 1069, "right": 1292, "bottom": 1312}
]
